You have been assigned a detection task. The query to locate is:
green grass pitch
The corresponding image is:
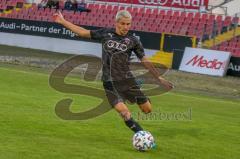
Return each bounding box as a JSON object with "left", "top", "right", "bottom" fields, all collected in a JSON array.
[{"left": 0, "top": 65, "right": 239, "bottom": 159}]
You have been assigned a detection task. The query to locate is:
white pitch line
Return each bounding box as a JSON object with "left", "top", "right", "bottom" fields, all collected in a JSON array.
[
  {"left": 0, "top": 67, "right": 49, "bottom": 77},
  {"left": 168, "top": 92, "right": 240, "bottom": 105}
]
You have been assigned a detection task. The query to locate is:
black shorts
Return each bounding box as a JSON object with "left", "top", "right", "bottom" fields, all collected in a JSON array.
[{"left": 103, "top": 79, "right": 149, "bottom": 107}]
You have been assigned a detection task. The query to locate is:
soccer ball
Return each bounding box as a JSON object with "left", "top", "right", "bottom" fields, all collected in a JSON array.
[{"left": 132, "top": 131, "right": 155, "bottom": 151}]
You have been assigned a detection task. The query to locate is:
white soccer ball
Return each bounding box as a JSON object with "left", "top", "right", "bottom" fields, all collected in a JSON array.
[{"left": 132, "top": 131, "right": 155, "bottom": 151}]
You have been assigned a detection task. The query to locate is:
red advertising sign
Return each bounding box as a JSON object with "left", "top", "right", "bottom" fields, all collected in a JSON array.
[
  {"left": 179, "top": 47, "right": 231, "bottom": 77},
  {"left": 101, "top": 0, "right": 209, "bottom": 10},
  {"left": 185, "top": 55, "right": 225, "bottom": 70}
]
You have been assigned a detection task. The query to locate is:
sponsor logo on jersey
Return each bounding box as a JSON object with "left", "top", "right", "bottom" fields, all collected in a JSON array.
[{"left": 106, "top": 40, "right": 128, "bottom": 52}]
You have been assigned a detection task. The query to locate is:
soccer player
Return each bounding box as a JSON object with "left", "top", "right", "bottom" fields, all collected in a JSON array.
[{"left": 53, "top": 10, "right": 173, "bottom": 133}]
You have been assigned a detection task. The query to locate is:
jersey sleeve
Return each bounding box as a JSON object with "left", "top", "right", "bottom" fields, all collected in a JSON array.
[
  {"left": 90, "top": 28, "right": 107, "bottom": 41},
  {"left": 133, "top": 38, "right": 145, "bottom": 59}
]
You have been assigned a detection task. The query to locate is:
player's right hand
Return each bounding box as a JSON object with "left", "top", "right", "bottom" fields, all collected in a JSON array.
[
  {"left": 53, "top": 11, "right": 65, "bottom": 24},
  {"left": 158, "top": 77, "right": 174, "bottom": 90}
]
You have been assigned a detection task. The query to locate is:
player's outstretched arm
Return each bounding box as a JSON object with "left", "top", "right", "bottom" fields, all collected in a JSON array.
[
  {"left": 140, "top": 56, "right": 174, "bottom": 90},
  {"left": 53, "top": 11, "right": 91, "bottom": 38}
]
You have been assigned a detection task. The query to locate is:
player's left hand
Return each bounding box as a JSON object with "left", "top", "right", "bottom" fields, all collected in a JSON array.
[
  {"left": 53, "top": 11, "right": 65, "bottom": 24},
  {"left": 158, "top": 77, "right": 174, "bottom": 90}
]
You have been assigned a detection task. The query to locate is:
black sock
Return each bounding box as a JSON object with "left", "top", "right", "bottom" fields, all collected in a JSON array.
[{"left": 125, "top": 118, "right": 143, "bottom": 133}]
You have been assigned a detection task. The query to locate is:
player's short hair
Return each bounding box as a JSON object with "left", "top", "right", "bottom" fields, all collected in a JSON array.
[{"left": 115, "top": 10, "right": 132, "bottom": 22}]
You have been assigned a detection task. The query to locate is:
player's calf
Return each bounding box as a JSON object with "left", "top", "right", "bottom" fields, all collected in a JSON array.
[
  {"left": 114, "top": 103, "right": 143, "bottom": 133},
  {"left": 120, "top": 110, "right": 143, "bottom": 133}
]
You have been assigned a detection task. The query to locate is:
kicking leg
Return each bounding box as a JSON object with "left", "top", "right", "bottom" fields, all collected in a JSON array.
[
  {"left": 114, "top": 102, "right": 143, "bottom": 133},
  {"left": 138, "top": 100, "right": 157, "bottom": 149}
]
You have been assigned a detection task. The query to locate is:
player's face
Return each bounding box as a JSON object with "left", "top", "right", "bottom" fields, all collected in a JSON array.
[{"left": 116, "top": 17, "right": 132, "bottom": 36}]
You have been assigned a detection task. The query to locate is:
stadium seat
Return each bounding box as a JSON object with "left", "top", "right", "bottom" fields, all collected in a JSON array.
[
  {"left": 152, "top": 8, "right": 159, "bottom": 16},
  {"left": 211, "top": 36, "right": 240, "bottom": 57},
  {"left": 2, "top": 1, "right": 239, "bottom": 41}
]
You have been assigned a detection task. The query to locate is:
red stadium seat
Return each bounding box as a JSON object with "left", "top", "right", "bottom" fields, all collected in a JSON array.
[
  {"left": 166, "top": 10, "right": 172, "bottom": 16},
  {"left": 152, "top": 8, "right": 158, "bottom": 15},
  {"left": 173, "top": 11, "right": 180, "bottom": 17},
  {"left": 187, "top": 12, "right": 194, "bottom": 19},
  {"left": 132, "top": 7, "right": 139, "bottom": 13},
  {"left": 2, "top": 1, "right": 238, "bottom": 39}
]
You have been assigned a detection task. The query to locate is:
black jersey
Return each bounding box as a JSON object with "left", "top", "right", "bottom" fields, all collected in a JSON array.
[{"left": 90, "top": 28, "right": 145, "bottom": 82}]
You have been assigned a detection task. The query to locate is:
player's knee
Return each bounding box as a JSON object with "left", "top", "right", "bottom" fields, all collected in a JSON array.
[
  {"left": 120, "top": 110, "right": 131, "bottom": 121},
  {"left": 139, "top": 101, "right": 152, "bottom": 114},
  {"left": 142, "top": 107, "right": 152, "bottom": 114}
]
